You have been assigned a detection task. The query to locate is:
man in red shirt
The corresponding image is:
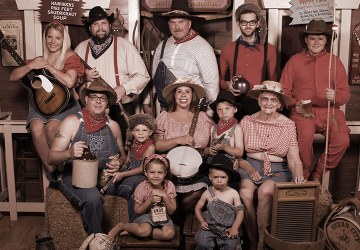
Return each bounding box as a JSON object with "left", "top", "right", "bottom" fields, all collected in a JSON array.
[
  {"left": 219, "top": 3, "right": 277, "bottom": 120},
  {"left": 280, "top": 19, "right": 350, "bottom": 181}
]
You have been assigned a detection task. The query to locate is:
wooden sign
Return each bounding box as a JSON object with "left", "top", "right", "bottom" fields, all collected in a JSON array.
[
  {"left": 289, "top": 0, "right": 334, "bottom": 25},
  {"left": 142, "top": 0, "right": 231, "bottom": 13},
  {"left": 39, "top": 0, "right": 84, "bottom": 26}
]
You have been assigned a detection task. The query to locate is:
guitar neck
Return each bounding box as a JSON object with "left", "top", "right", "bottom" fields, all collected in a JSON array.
[{"left": 0, "top": 36, "right": 26, "bottom": 67}]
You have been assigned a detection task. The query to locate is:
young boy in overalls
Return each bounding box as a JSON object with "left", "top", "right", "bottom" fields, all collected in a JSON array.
[{"left": 195, "top": 154, "right": 244, "bottom": 249}]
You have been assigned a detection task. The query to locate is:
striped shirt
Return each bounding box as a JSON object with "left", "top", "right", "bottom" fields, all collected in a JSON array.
[{"left": 152, "top": 36, "right": 219, "bottom": 103}]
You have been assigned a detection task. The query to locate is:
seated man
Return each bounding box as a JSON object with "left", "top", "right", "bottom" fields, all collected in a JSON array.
[{"left": 48, "top": 80, "right": 128, "bottom": 234}]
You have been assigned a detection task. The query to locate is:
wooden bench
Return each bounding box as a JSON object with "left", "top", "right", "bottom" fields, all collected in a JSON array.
[
  {"left": 183, "top": 213, "right": 200, "bottom": 250},
  {"left": 45, "top": 187, "right": 129, "bottom": 249},
  {"left": 117, "top": 225, "right": 181, "bottom": 249}
]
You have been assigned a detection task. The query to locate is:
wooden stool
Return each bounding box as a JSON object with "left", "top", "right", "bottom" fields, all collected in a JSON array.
[
  {"left": 118, "top": 225, "right": 181, "bottom": 249},
  {"left": 183, "top": 213, "right": 200, "bottom": 250},
  {"left": 45, "top": 187, "right": 129, "bottom": 249}
]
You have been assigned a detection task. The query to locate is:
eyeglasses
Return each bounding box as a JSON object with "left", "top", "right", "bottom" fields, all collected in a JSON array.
[
  {"left": 239, "top": 20, "right": 258, "bottom": 26},
  {"left": 260, "top": 97, "right": 279, "bottom": 104},
  {"left": 88, "top": 94, "right": 109, "bottom": 103}
]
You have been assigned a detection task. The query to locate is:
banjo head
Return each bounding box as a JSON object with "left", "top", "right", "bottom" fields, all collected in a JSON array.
[{"left": 167, "top": 146, "right": 202, "bottom": 178}]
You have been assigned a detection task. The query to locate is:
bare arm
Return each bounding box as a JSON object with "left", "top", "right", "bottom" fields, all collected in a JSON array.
[
  {"left": 48, "top": 115, "right": 82, "bottom": 165},
  {"left": 227, "top": 190, "right": 244, "bottom": 238},
  {"left": 287, "top": 145, "right": 305, "bottom": 183},
  {"left": 10, "top": 57, "right": 48, "bottom": 81},
  {"left": 195, "top": 191, "right": 209, "bottom": 230},
  {"left": 214, "top": 125, "right": 243, "bottom": 158},
  {"left": 155, "top": 135, "right": 193, "bottom": 153}
]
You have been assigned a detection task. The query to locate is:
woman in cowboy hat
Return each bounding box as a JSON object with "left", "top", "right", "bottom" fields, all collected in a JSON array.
[
  {"left": 48, "top": 80, "right": 127, "bottom": 234},
  {"left": 155, "top": 77, "right": 214, "bottom": 213},
  {"left": 238, "top": 80, "right": 305, "bottom": 250},
  {"left": 152, "top": 0, "right": 219, "bottom": 110},
  {"left": 280, "top": 19, "right": 350, "bottom": 181}
]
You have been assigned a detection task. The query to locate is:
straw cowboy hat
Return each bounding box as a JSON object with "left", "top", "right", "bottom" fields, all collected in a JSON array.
[
  {"left": 300, "top": 19, "right": 332, "bottom": 36},
  {"left": 162, "top": 77, "right": 206, "bottom": 101},
  {"left": 83, "top": 6, "right": 114, "bottom": 27},
  {"left": 209, "top": 91, "right": 242, "bottom": 111},
  {"left": 235, "top": 3, "right": 267, "bottom": 44},
  {"left": 153, "top": 0, "right": 206, "bottom": 36},
  {"left": 80, "top": 80, "right": 117, "bottom": 107},
  {"left": 248, "top": 80, "right": 292, "bottom": 105}
]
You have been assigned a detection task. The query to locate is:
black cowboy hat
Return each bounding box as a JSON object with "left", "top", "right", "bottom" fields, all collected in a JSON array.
[
  {"left": 200, "top": 154, "right": 241, "bottom": 183},
  {"left": 153, "top": 0, "right": 205, "bottom": 36},
  {"left": 209, "top": 91, "right": 242, "bottom": 111},
  {"left": 83, "top": 6, "right": 114, "bottom": 27}
]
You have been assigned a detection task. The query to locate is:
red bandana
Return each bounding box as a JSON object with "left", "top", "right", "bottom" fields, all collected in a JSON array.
[
  {"left": 174, "top": 29, "right": 198, "bottom": 44},
  {"left": 82, "top": 107, "right": 107, "bottom": 133},
  {"left": 217, "top": 117, "right": 238, "bottom": 136},
  {"left": 132, "top": 138, "right": 154, "bottom": 160}
]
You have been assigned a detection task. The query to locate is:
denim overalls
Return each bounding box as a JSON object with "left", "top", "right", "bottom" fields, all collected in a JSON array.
[{"left": 195, "top": 186, "right": 243, "bottom": 250}]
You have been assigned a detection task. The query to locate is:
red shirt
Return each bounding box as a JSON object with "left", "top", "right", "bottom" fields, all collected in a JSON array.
[
  {"left": 219, "top": 41, "right": 277, "bottom": 91},
  {"left": 280, "top": 50, "right": 350, "bottom": 108}
]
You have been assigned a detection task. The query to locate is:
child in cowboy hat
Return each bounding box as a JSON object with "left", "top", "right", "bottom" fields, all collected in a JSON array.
[
  {"left": 204, "top": 91, "right": 244, "bottom": 167},
  {"left": 195, "top": 154, "right": 244, "bottom": 250}
]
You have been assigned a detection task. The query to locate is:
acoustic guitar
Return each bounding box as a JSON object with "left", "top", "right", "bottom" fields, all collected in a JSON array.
[{"left": 0, "top": 30, "right": 70, "bottom": 117}]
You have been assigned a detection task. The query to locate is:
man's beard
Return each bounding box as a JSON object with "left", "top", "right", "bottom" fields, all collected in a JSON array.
[
  {"left": 241, "top": 28, "right": 256, "bottom": 38},
  {"left": 92, "top": 31, "right": 112, "bottom": 44}
]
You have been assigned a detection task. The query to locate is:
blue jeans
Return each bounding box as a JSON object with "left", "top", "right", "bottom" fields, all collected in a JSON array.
[{"left": 58, "top": 172, "right": 144, "bottom": 234}]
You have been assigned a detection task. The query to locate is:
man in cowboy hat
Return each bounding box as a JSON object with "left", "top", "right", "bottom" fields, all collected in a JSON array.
[
  {"left": 152, "top": 0, "right": 219, "bottom": 111},
  {"left": 48, "top": 80, "right": 132, "bottom": 234},
  {"left": 219, "top": 3, "right": 277, "bottom": 120},
  {"left": 75, "top": 6, "right": 150, "bottom": 138},
  {"left": 280, "top": 19, "right": 350, "bottom": 181}
]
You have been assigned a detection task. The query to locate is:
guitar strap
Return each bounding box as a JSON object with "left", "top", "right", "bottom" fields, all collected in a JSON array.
[{"left": 85, "top": 36, "right": 120, "bottom": 86}]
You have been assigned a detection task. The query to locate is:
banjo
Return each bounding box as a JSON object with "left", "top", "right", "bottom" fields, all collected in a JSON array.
[{"left": 166, "top": 100, "right": 207, "bottom": 183}]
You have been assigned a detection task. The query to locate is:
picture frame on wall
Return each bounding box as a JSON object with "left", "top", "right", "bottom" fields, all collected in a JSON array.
[{"left": 0, "top": 20, "right": 23, "bottom": 66}]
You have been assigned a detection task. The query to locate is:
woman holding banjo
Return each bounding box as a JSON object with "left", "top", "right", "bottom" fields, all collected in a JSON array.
[{"left": 155, "top": 78, "right": 214, "bottom": 213}]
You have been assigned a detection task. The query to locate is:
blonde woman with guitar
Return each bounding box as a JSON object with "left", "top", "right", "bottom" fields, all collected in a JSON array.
[
  {"left": 155, "top": 78, "right": 214, "bottom": 214},
  {"left": 9, "top": 21, "right": 85, "bottom": 183}
]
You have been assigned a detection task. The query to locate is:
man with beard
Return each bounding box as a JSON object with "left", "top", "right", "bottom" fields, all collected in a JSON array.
[
  {"left": 219, "top": 3, "right": 277, "bottom": 120},
  {"left": 152, "top": 0, "right": 219, "bottom": 111},
  {"left": 75, "top": 6, "right": 150, "bottom": 136}
]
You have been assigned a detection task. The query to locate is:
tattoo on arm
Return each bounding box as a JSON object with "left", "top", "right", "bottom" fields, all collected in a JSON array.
[{"left": 55, "top": 130, "right": 65, "bottom": 138}]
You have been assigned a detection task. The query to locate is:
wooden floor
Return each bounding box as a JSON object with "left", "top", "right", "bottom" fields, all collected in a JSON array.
[{"left": 0, "top": 212, "right": 46, "bottom": 250}]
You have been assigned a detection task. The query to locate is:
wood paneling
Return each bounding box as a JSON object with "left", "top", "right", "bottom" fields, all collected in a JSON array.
[{"left": 0, "top": 0, "right": 29, "bottom": 120}]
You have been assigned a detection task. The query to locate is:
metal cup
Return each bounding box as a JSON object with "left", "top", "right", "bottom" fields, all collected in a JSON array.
[{"left": 302, "top": 100, "right": 314, "bottom": 118}]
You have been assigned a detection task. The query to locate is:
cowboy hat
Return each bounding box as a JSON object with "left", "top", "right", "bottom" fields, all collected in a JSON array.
[
  {"left": 235, "top": 3, "right": 267, "bottom": 44},
  {"left": 162, "top": 77, "right": 206, "bottom": 101},
  {"left": 209, "top": 91, "right": 241, "bottom": 111},
  {"left": 200, "top": 154, "right": 241, "bottom": 183},
  {"left": 248, "top": 80, "right": 292, "bottom": 105},
  {"left": 83, "top": 6, "right": 114, "bottom": 27},
  {"left": 153, "top": 0, "right": 205, "bottom": 36},
  {"left": 80, "top": 80, "right": 117, "bottom": 107},
  {"left": 300, "top": 19, "right": 332, "bottom": 36}
]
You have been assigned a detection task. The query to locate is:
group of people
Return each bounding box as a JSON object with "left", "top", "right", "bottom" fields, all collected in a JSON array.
[{"left": 9, "top": 0, "right": 351, "bottom": 249}]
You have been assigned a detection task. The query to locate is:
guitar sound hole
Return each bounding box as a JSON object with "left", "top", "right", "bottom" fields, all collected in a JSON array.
[{"left": 32, "top": 79, "right": 42, "bottom": 89}]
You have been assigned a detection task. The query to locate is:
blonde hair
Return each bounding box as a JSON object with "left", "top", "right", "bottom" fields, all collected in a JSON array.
[{"left": 42, "top": 22, "right": 71, "bottom": 70}]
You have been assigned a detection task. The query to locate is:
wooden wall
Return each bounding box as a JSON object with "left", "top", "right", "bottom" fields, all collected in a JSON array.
[{"left": 0, "top": 0, "right": 28, "bottom": 120}]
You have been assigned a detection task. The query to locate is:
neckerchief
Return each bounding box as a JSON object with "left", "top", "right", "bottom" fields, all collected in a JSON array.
[
  {"left": 132, "top": 138, "right": 154, "bottom": 160},
  {"left": 89, "top": 34, "right": 113, "bottom": 59},
  {"left": 237, "top": 35, "right": 260, "bottom": 48},
  {"left": 217, "top": 117, "right": 238, "bottom": 136},
  {"left": 305, "top": 48, "right": 327, "bottom": 59},
  {"left": 82, "top": 107, "right": 107, "bottom": 133},
  {"left": 174, "top": 29, "right": 198, "bottom": 44}
]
